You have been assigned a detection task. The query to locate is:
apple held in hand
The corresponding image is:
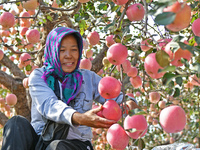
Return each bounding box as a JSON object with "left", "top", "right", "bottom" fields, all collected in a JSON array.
[
  {"left": 124, "top": 115, "right": 148, "bottom": 139},
  {"left": 159, "top": 105, "right": 186, "bottom": 133},
  {"left": 102, "top": 100, "right": 122, "bottom": 121},
  {"left": 98, "top": 76, "right": 121, "bottom": 99},
  {"left": 106, "top": 123, "right": 129, "bottom": 150},
  {"left": 107, "top": 43, "right": 128, "bottom": 65},
  {"left": 92, "top": 104, "right": 104, "bottom": 117}
]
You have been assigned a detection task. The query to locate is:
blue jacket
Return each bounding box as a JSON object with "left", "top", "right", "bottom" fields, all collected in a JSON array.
[{"left": 29, "top": 66, "right": 137, "bottom": 141}]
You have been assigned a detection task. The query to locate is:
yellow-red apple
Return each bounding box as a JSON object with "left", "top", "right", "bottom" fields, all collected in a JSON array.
[{"left": 126, "top": 3, "right": 145, "bottom": 22}]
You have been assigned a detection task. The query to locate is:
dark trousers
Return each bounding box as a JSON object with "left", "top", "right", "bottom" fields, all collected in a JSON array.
[{"left": 1, "top": 115, "right": 94, "bottom": 150}]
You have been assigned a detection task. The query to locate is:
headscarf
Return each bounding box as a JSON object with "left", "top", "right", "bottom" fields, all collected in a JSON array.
[{"left": 41, "top": 27, "right": 83, "bottom": 104}]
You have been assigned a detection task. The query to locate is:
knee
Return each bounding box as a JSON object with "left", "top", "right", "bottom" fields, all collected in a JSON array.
[{"left": 4, "top": 115, "right": 29, "bottom": 129}]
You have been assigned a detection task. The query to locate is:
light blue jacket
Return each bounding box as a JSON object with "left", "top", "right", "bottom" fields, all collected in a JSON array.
[{"left": 29, "top": 66, "right": 137, "bottom": 142}]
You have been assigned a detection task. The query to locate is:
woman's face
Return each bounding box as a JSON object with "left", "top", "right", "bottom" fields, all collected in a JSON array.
[{"left": 59, "top": 34, "right": 79, "bottom": 73}]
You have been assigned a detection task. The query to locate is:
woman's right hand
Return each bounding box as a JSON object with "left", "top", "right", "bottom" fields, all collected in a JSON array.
[{"left": 72, "top": 106, "right": 117, "bottom": 128}]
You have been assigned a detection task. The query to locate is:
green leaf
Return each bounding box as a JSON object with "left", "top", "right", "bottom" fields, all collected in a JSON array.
[
  {"left": 178, "top": 42, "right": 195, "bottom": 55},
  {"left": 173, "top": 88, "right": 180, "bottom": 97},
  {"left": 25, "top": 65, "right": 32, "bottom": 71},
  {"left": 156, "top": 50, "right": 170, "bottom": 68},
  {"left": 154, "top": 12, "right": 176, "bottom": 25},
  {"left": 79, "top": 20, "right": 87, "bottom": 36},
  {"left": 129, "top": 108, "right": 146, "bottom": 116},
  {"left": 158, "top": 65, "right": 176, "bottom": 73},
  {"left": 195, "top": 36, "right": 200, "bottom": 45},
  {"left": 47, "top": 15, "right": 53, "bottom": 21},
  {"left": 175, "top": 77, "right": 183, "bottom": 86},
  {"left": 172, "top": 35, "right": 184, "bottom": 42}
]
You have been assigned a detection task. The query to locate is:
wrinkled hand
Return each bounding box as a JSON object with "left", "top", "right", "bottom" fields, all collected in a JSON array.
[{"left": 72, "top": 105, "right": 117, "bottom": 128}]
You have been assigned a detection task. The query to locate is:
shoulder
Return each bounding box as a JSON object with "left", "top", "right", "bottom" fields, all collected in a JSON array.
[{"left": 29, "top": 66, "right": 45, "bottom": 82}]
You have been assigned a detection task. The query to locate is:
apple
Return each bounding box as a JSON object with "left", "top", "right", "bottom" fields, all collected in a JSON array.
[
  {"left": 19, "top": 11, "right": 30, "bottom": 22},
  {"left": 20, "top": 20, "right": 31, "bottom": 28},
  {"left": 79, "top": 58, "right": 92, "bottom": 70},
  {"left": 112, "top": 0, "right": 128, "bottom": 5},
  {"left": 0, "top": 98, "right": 5, "bottom": 107},
  {"left": 52, "top": 0, "right": 59, "bottom": 8},
  {"left": 163, "top": 1, "right": 191, "bottom": 32},
  {"left": 9, "top": 56, "right": 15, "bottom": 62},
  {"left": 127, "top": 66, "right": 138, "bottom": 78},
  {"left": 124, "top": 115, "right": 148, "bottom": 139},
  {"left": 140, "top": 38, "right": 152, "bottom": 52},
  {"left": 116, "top": 59, "right": 131, "bottom": 73},
  {"left": 126, "top": 3, "right": 145, "bottom": 22},
  {"left": 98, "top": 76, "right": 121, "bottom": 99},
  {"left": 28, "top": 10, "right": 35, "bottom": 16},
  {"left": 19, "top": 53, "right": 32, "bottom": 66},
  {"left": 192, "top": 18, "right": 200, "bottom": 36},
  {"left": 149, "top": 91, "right": 160, "bottom": 104},
  {"left": 106, "top": 123, "right": 129, "bottom": 150},
  {"left": 107, "top": 43, "right": 128, "bottom": 65},
  {"left": 170, "top": 47, "right": 192, "bottom": 67},
  {"left": 144, "top": 53, "right": 165, "bottom": 79},
  {"left": 102, "top": 57, "right": 112, "bottom": 68},
  {"left": 26, "top": 29, "right": 40, "bottom": 44},
  {"left": 0, "top": 30, "right": 10, "bottom": 37},
  {"left": 78, "top": 0, "right": 90, "bottom": 3},
  {"left": 22, "top": 0, "right": 38, "bottom": 11},
  {"left": 129, "top": 75, "right": 142, "bottom": 89},
  {"left": 157, "top": 38, "right": 172, "bottom": 50},
  {"left": 87, "top": 31, "right": 100, "bottom": 45},
  {"left": 6, "top": 93, "right": 17, "bottom": 106},
  {"left": 102, "top": 100, "right": 122, "bottom": 121},
  {"left": 158, "top": 100, "right": 166, "bottom": 109},
  {"left": 85, "top": 49, "right": 93, "bottom": 58},
  {"left": 159, "top": 105, "right": 186, "bottom": 133},
  {"left": 20, "top": 27, "right": 29, "bottom": 36},
  {"left": 23, "top": 77, "right": 29, "bottom": 88},
  {"left": 0, "top": 50, "right": 4, "bottom": 60},
  {"left": 83, "top": 38, "right": 89, "bottom": 50},
  {"left": 189, "top": 74, "right": 200, "bottom": 86},
  {"left": 0, "top": 12, "right": 15, "bottom": 29},
  {"left": 105, "top": 35, "right": 115, "bottom": 47}
]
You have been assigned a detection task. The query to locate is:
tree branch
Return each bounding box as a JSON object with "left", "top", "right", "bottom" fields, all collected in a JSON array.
[{"left": 0, "top": 55, "right": 26, "bottom": 79}]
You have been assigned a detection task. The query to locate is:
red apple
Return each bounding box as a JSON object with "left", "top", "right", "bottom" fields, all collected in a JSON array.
[
  {"left": 23, "top": 77, "right": 29, "bottom": 88},
  {"left": 106, "top": 123, "right": 129, "bottom": 150},
  {"left": 112, "top": 0, "right": 128, "bottom": 5},
  {"left": 107, "top": 43, "right": 128, "bottom": 65},
  {"left": 87, "top": 31, "right": 100, "bottom": 45},
  {"left": 158, "top": 100, "right": 166, "bottom": 109},
  {"left": 102, "top": 100, "right": 122, "bottom": 121},
  {"left": 0, "top": 12, "right": 15, "bottom": 29},
  {"left": 6, "top": 94, "right": 17, "bottom": 106},
  {"left": 19, "top": 53, "right": 31, "bottom": 66},
  {"left": 85, "top": 49, "right": 93, "bottom": 58},
  {"left": 140, "top": 38, "right": 152, "bottom": 52},
  {"left": 79, "top": 58, "right": 92, "bottom": 70},
  {"left": 130, "top": 75, "right": 142, "bottom": 89},
  {"left": 19, "top": 11, "right": 30, "bottom": 22},
  {"left": 144, "top": 53, "right": 165, "bottom": 79},
  {"left": 149, "top": 91, "right": 160, "bottom": 104},
  {"left": 127, "top": 66, "right": 138, "bottom": 78},
  {"left": 105, "top": 35, "right": 115, "bottom": 47},
  {"left": 192, "top": 18, "right": 200, "bottom": 36},
  {"left": 124, "top": 115, "right": 148, "bottom": 139},
  {"left": 163, "top": 1, "right": 191, "bottom": 32},
  {"left": 20, "top": 27, "right": 29, "bottom": 36},
  {"left": 159, "top": 105, "right": 186, "bottom": 133},
  {"left": 26, "top": 29, "right": 40, "bottom": 44},
  {"left": 0, "top": 50, "right": 4, "bottom": 60},
  {"left": 126, "top": 3, "right": 145, "bottom": 22},
  {"left": 22, "top": 0, "right": 38, "bottom": 11},
  {"left": 98, "top": 76, "right": 121, "bottom": 99},
  {"left": 78, "top": 0, "right": 90, "bottom": 3},
  {"left": 116, "top": 59, "right": 131, "bottom": 73}
]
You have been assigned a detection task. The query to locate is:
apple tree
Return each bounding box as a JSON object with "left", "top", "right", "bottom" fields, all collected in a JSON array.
[{"left": 0, "top": 0, "right": 199, "bottom": 149}]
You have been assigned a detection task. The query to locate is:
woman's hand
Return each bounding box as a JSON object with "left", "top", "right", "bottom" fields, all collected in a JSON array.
[{"left": 72, "top": 105, "right": 117, "bottom": 128}]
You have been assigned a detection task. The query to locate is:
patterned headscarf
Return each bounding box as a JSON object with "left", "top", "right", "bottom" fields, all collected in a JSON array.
[{"left": 41, "top": 27, "right": 83, "bottom": 104}]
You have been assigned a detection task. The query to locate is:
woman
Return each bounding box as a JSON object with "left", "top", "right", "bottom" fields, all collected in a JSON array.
[{"left": 1, "top": 27, "right": 138, "bottom": 150}]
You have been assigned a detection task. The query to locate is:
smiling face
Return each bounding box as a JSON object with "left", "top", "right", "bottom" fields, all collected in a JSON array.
[{"left": 59, "top": 34, "right": 79, "bottom": 73}]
